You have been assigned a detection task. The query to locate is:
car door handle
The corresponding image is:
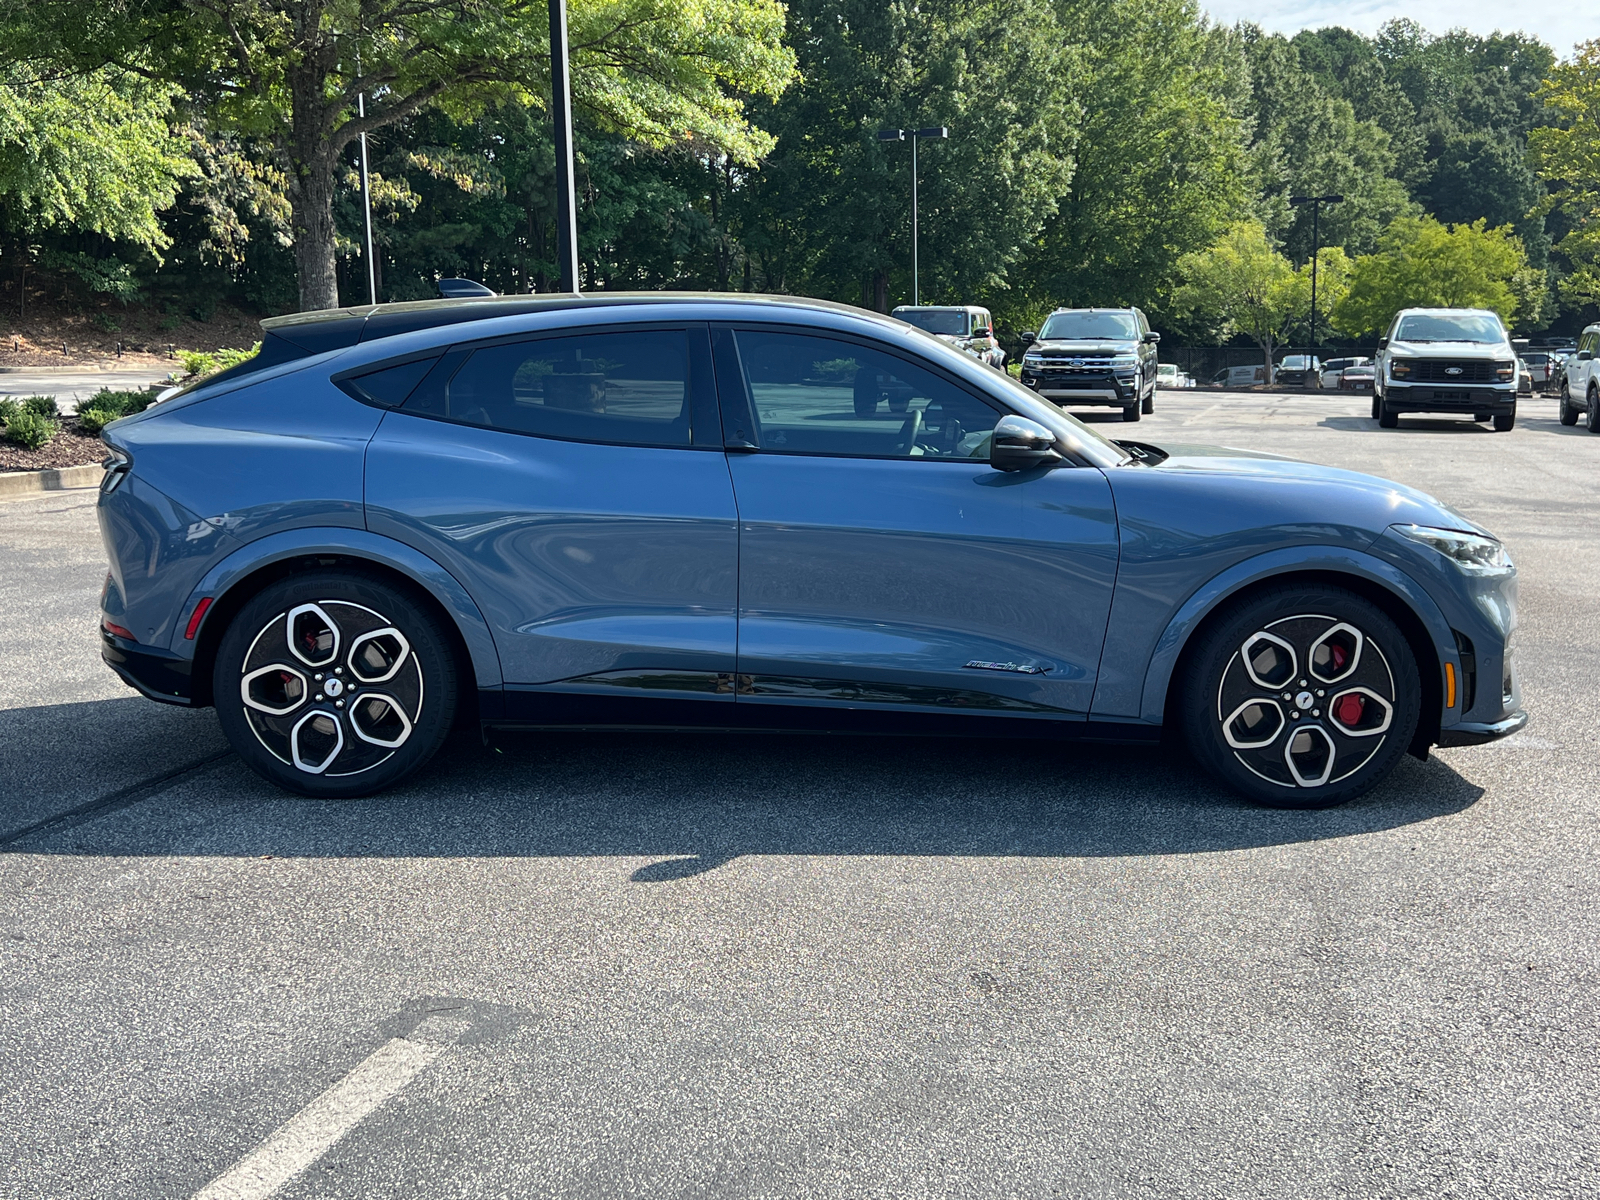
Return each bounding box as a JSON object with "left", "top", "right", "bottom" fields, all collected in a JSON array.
[{"left": 724, "top": 438, "right": 759, "bottom": 453}]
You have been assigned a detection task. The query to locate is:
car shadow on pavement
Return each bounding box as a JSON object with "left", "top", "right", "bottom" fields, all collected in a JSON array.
[{"left": 1, "top": 699, "right": 1486, "bottom": 875}]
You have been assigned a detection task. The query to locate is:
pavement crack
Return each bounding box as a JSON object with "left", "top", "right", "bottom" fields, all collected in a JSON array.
[{"left": 0, "top": 750, "right": 234, "bottom": 848}]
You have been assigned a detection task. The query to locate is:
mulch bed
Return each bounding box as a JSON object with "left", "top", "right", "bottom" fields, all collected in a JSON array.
[{"left": 0, "top": 419, "right": 108, "bottom": 473}]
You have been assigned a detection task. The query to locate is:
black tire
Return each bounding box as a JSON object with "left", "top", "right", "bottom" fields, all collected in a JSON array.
[
  {"left": 1377, "top": 398, "right": 1398, "bottom": 428},
  {"left": 1141, "top": 388, "right": 1154, "bottom": 415},
  {"left": 1371, "top": 394, "right": 1382, "bottom": 421},
  {"left": 213, "top": 570, "right": 459, "bottom": 797},
  {"left": 1493, "top": 407, "right": 1515, "bottom": 432},
  {"left": 1560, "top": 395, "right": 1580, "bottom": 425},
  {"left": 1588, "top": 388, "right": 1600, "bottom": 434},
  {"left": 1181, "top": 585, "right": 1421, "bottom": 809},
  {"left": 1122, "top": 402, "right": 1141, "bottom": 422}
]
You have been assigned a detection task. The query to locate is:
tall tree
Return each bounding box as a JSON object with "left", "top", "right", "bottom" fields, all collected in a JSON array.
[
  {"left": 4, "top": 0, "right": 795, "bottom": 311},
  {"left": 733, "top": 0, "right": 1079, "bottom": 312},
  {"left": 1008, "top": 0, "right": 1250, "bottom": 324},
  {"left": 1172, "top": 220, "right": 1298, "bottom": 380},
  {"left": 1332, "top": 215, "right": 1533, "bottom": 335},
  {"left": 1529, "top": 40, "right": 1600, "bottom": 309}
]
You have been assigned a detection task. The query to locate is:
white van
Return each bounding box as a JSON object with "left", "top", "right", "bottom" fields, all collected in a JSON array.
[{"left": 1209, "top": 364, "right": 1271, "bottom": 388}]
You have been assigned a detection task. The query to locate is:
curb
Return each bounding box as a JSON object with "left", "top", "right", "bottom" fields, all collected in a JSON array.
[
  {"left": 0, "top": 464, "right": 104, "bottom": 499},
  {"left": 0, "top": 365, "right": 171, "bottom": 375}
]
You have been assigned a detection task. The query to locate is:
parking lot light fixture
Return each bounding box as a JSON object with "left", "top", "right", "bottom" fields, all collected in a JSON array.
[
  {"left": 877, "top": 125, "right": 949, "bottom": 306},
  {"left": 1289, "top": 193, "right": 1343, "bottom": 350}
]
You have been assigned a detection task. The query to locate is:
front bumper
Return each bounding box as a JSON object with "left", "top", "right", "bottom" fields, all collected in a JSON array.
[
  {"left": 1021, "top": 372, "right": 1139, "bottom": 405},
  {"left": 102, "top": 629, "right": 195, "bottom": 706},
  {"left": 1383, "top": 383, "right": 1516, "bottom": 413},
  {"left": 1436, "top": 710, "right": 1528, "bottom": 746}
]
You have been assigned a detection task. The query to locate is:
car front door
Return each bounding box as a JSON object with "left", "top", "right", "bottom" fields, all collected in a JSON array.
[
  {"left": 713, "top": 325, "right": 1120, "bottom": 722},
  {"left": 364, "top": 323, "right": 739, "bottom": 721}
]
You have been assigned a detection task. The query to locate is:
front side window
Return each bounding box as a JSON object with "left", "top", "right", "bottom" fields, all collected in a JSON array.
[
  {"left": 1039, "top": 311, "right": 1141, "bottom": 341},
  {"left": 406, "top": 329, "right": 695, "bottom": 447},
  {"left": 729, "top": 330, "right": 1001, "bottom": 460}
]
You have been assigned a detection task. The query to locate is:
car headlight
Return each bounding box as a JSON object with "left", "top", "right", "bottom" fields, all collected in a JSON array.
[
  {"left": 1022, "top": 354, "right": 1045, "bottom": 368},
  {"left": 1495, "top": 360, "right": 1515, "bottom": 381},
  {"left": 1389, "top": 359, "right": 1413, "bottom": 378},
  {"left": 1394, "top": 524, "right": 1513, "bottom": 575}
]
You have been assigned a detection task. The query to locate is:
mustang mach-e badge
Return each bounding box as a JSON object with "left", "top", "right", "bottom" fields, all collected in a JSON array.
[{"left": 964, "top": 660, "right": 1051, "bottom": 675}]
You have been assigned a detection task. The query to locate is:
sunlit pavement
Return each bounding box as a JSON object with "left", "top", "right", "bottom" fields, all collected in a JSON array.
[{"left": 2, "top": 388, "right": 1597, "bottom": 1198}]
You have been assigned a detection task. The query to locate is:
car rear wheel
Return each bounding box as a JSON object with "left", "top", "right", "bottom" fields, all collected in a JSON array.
[
  {"left": 1588, "top": 387, "right": 1600, "bottom": 433},
  {"left": 1182, "top": 585, "right": 1421, "bottom": 809},
  {"left": 1141, "top": 386, "right": 1154, "bottom": 415},
  {"left": 213, "top": 571, "right": 458, "bottom": 797},
  {"left": 1493, "top": 407, "right": 1515, "bottom": 432},
  {"left": 1560, "top": 395, "right": 1580, "bottom": 425}
]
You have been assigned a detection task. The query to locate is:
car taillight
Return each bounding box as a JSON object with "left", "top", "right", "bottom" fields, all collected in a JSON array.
[
  {"left": 185, "top": 596, "right": 214, "bottom": 640},
  {"left": 102, "top": 618, "right": 135, "bottom": 641},
  {"left": 101, "top": 445, "right": 132, "bottom": 494}
]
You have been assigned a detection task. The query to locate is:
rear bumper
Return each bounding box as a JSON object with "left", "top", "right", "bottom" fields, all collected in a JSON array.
[
  {"left": 1437, "top": 709, "right": 1527, "bottom": 747},
  {"left": 1383, "top": 383, "right": 1515, "bottom": 412},
  {"left": 102, "top": 631, "right": 195, "bottom": 706}
]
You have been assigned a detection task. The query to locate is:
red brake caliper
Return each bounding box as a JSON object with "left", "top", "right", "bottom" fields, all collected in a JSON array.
[
  {"left": 1334, "top": 693, "right": 1365, "bottom": 726},
  {"left": 1328, "top": 642, "right": 1348, "bottom": 672}
]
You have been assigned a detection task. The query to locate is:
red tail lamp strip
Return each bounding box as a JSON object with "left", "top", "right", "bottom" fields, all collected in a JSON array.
[
  {"left": 185, "top": 596, "right": 215, "bottom": 640},
  {"left": 102, "top": 619, "right": 135, "bottom": 641}
]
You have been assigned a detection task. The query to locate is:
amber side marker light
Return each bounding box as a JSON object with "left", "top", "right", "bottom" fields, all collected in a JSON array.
[
  {"left": 1445, "top": 661, "right": 1457, "bottom": 708},
  {"left": 185, "top": 596, "right": 215, "bottom": 640}
]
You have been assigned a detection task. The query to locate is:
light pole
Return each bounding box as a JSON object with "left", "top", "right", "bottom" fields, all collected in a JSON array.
[
  {"left": 1289, "top": 193, "right": 1343, "bottom": 349},
  {"left": 549, "top": 0, "right": 581, "bottom": 292},
  {"left": 877, "top": 126, "right": 948, "bottom": 306}
]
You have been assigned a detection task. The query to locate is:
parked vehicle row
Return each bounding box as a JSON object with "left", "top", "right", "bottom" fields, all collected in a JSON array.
[
  {"left": 892, "top": 305, "right": 1006, "bottom": 370},
  {"left": 1558, "top": 323, "right": 1600, "bottom": 431},
  {"left": 94, "top": 290, "right": 1524, "bottom": 808}
]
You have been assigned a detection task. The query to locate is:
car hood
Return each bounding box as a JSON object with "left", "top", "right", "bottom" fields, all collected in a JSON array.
[
  {"left": 1138, "top": 443, "right": 1487, "bottom": 535},
  {"left": 1388, "top": 339, "right": 1510, "bottom": 358},
  {"left": 1028, "top": 339, "right": 1138, "bottom": 355}
]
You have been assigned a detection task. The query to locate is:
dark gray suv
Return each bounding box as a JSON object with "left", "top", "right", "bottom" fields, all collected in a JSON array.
[{"left": 1017, "top": 307, "right": 1159, "bottom": 421}]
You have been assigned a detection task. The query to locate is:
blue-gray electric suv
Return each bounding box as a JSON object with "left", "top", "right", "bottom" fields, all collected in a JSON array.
[{"left": 95, "top": 293, "right": 1526, "bottom": 808}]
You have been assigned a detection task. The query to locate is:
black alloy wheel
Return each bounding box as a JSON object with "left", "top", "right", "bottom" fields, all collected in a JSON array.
[
  {"left": 213, "top": 571, "right": 458, "bottom": 797},
  {"left": 1182, "top": 585, "right": 1421, "bottom": 809}
]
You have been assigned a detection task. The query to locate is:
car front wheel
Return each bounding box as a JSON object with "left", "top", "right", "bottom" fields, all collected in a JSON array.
[
  {"left": 213, "top": 571, "right": 459, "bottom": 797},
  {"left": 1181, "top": 585, "right": 1421, "bottom": 808},
  {"left": 1560, "top": 394, "right": 1580, "bottom": 425}
]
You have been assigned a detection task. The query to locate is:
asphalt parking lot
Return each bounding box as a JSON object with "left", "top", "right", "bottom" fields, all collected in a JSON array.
[{"left": 3, "top": 387, "right": 1598, "bottom": 1199}]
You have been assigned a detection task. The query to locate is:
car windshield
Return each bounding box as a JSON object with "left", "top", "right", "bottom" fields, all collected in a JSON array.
[
  {"left": 896, "top": 310, "right": 968, "bottom": 336},
  {"left": 1281, "top": 356, "right": 1309, "bottom": 368},
  {"left": 1524, "top": 353, "right": 1549, "bottom": 363},
  {"left": 1038, "top": 312, "right": 1140, "bottom": 341},
  {"left": 1395, "top": 314, "right": 1505, "bottom": 343}
]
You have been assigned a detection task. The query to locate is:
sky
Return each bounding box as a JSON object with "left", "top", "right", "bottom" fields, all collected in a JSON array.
[{"left": 1198, "top": 0, "right": 1593, "bottom": 57}]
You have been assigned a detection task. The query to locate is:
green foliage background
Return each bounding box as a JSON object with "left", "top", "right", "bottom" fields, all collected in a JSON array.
[{"left": 0, "top": 3, "right": 1594, "bottom": 342}]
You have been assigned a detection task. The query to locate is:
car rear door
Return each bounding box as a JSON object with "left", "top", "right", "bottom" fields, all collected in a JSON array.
[
  {"left": 363, "top": 322, "right": 739, "bottom": 722},
  {"left": 712, "top": 325, "right": 1119, "bottom": 722}
]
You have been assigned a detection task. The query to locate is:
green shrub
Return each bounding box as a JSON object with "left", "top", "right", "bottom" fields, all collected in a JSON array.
[
  {"left": 85, "top": 389, "right": 154, "bottom": 418},
  {"left": 5, "top": 409, "right": 56, "bottom": 450},
  {"left": 22, "top": 395, "right": 58, "bottom": 418},
  {"left": 75, "top": 407, "right": 119, "bottom": 436},
  {"left": 0, "top": 398, "right": 17, "bottom": 424},
  {"left": 179, "top": 344, "right": 260, "bottom": 380},
  {"left": 92, "top": 312, "right": 121, "bottom": 332}
]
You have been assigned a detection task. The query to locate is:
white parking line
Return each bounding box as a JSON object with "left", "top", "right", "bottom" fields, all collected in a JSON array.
[{"left": 192, "top": 1013, "right": 470, "bottom": 1200}]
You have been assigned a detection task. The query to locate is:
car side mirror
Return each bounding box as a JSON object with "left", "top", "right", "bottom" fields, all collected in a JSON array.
[
  {"left": 1019, "top": 332, "right": 1036, "bottom": 347},
  {"left": 1579, "top": 350, "right": 1594, "bottom": 361},
  {"left": 990, "top": 415, "right": 1062, "bottom": 472},
  {"left": 1378, "top": 337, "right": 1388, "bottom": 349},
  {"left": 971, "top": 327, "right": 991, "bottom": 339},
  {"left": 1143, "top": 332, "right": 1161, "bottom": 343}
]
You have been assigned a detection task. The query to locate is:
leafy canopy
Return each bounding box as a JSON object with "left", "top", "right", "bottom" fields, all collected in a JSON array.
[
  {"left": 1529, "top": 40, "right": 1600, "bottom": 307},
  {"left": 1172, "top": 221, "right": 1299, "bottom": 371},
  {"left": 1332, "top": 215, "right": 1532, "bottom": 335}
]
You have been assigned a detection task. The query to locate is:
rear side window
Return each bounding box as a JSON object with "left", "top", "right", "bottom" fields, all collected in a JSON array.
[
  {"left": 405, "top": 329, "right": 699, "bottom": 447},
  {"left": 336, "top": 355, "right": 441, "bottom": 408}
]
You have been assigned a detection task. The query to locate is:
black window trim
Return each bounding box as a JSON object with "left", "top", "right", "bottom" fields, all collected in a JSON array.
[
  {"left": 383, "top": 321, "right": 722, "bottom": 452},
  {"left": 709, "top": 321, "right": 1012, "bottom": 466}
]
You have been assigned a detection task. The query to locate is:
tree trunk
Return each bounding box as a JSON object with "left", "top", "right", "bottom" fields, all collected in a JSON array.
[
  {"left": 1263, "top": 336, "right": 1275, "bottom": 387},
  {"left": 289, "top": 156, "right": 340, "bottom": 311},
  {"left": 872, "top": 269, "right": 888, "bottom": 313}
]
